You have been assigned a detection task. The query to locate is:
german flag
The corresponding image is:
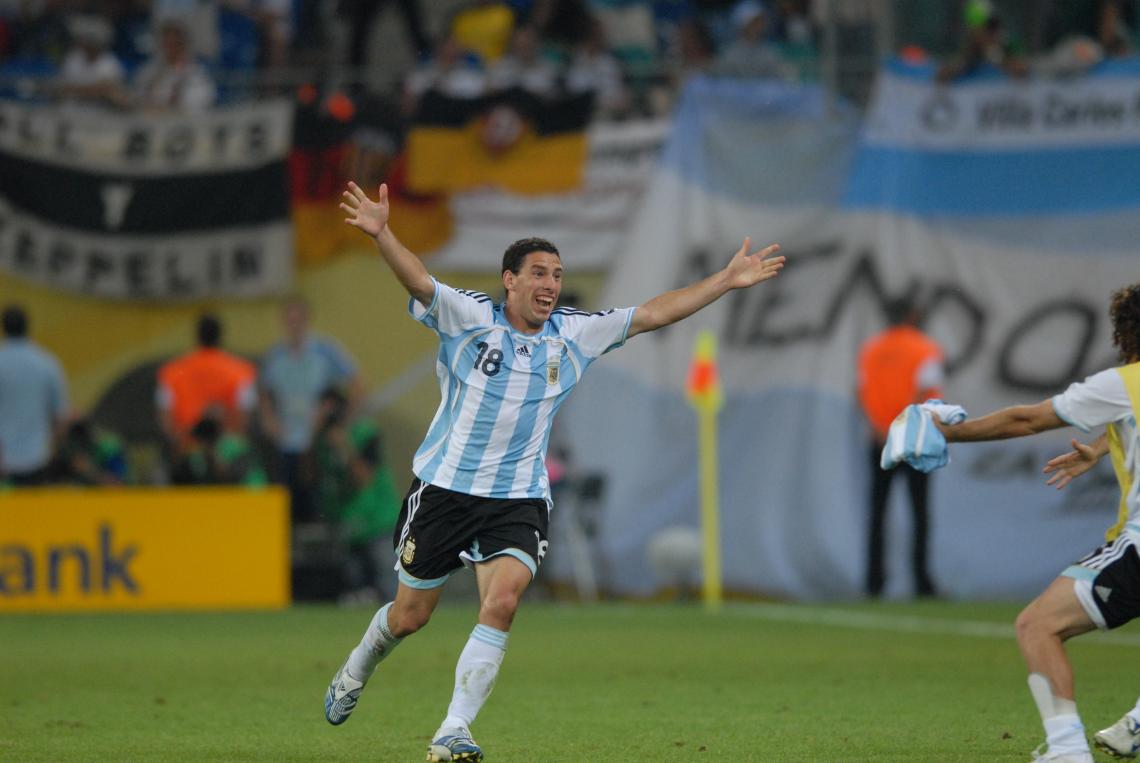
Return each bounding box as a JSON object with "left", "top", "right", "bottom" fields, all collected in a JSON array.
[{"left": 407, "top": 87, "right": 594, "bottom": 196}]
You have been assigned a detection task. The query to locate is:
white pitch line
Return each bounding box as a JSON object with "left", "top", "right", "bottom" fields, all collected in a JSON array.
[{"left": 723, "top": 602, "right": 1140, "bottom": 647}]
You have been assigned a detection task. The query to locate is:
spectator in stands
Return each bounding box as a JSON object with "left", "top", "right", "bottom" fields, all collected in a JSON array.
[
  {"left": 0, "top": 305, "right": 69, "bottom": 486},
  {"left": 402, "top": 35, "right": 487, "bottom": 115},
  {"left": 171, "top": 404, "right": 267, "bottom": 486},
  {"left": 770, "top": 0, "right": 814, "bottom": 47},
  {"left": 449, "top": 0, "right": 515, "bottom": 64},
  {"left": 338, "top": 0, "right": 429, "bottom": 71},
  {"left": 530, "top": 0, "right": 595, "bottom": 50},
  {"left": 106, "top": 0, "right": 154, "bottom": 73},
  {"left": 3, "top": 0, "right": 69, "bottom": 64},
  {"left": 260, "top": 296, "right": 364, "bottom": 524},
  {"left": 133, "top": 16, "right": 217, "bottom": 112},
  {"left": 54, "top": 15, "right": 128, "bottom": 109},
  {"left": 487, "top": 26, "right": 558, "bottom": 95},
  {"left": 223, "top": 0, "right": 293, "bottom": 69},
  {"left": 156, "top": 314, "right": 257, "bottom": 462},
  {"left": 1097, "top": 0, "right": 1135, "bottom": 57},
  {"left": 52, "top": 416, "right": 128, "bottom": 486},
  {"left": 715, "top": 0, "right": 793, "bottom": 79},
  {"left": 153, "top": 0, "right": 218, "bottom": 63},
  {"left": 936, "top": 0, "right": 1027, "bottom": 83},
  {"left": 312, "top": 387, "right": 401, "bottom": 605},
  {"left": 565, "top": 20, "right": 630, "bottom": 118},
  {"left": 675, "top": 16, "right": 716, "bottom": 76}
]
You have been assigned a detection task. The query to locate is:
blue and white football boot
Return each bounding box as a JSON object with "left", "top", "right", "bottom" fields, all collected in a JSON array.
[
  {"left": 1094, "top": 714, "right": 1140, "bottom": 759},
  {"left": 323, "top": 660, "right": 366, "bottom": 725},
  {"left": 426, "top": 727, "right": 483, "bottom": 761}
]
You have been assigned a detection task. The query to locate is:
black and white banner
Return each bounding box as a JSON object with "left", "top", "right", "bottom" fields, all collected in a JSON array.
[{"left": 0, "top": 100, "right": 293, "bottom": 300}]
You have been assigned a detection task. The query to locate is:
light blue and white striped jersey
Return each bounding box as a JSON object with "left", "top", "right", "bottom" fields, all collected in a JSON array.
[{"left": 410, "top": 279, "right": 635, "bottom": 500}]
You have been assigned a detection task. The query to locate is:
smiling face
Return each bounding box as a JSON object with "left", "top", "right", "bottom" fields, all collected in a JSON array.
[{"left": 503, "top": 250, "right": 562, "bottom": 333}]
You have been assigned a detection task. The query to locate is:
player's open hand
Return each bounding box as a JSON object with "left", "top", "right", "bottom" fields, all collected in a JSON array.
[
  {"left": 341, "top": 181, "right": 390, "bottom": 238},
  {"left": 723, "top": 238, "right": 784, "bottom": 290},
  {"left": 1043, "top": 438, "right": 1102, "bottom": 490}
]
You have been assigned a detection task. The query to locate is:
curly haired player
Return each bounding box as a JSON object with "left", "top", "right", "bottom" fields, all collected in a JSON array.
[{"left": 931, "top": 283, "right": 1140, "bottom": 763}]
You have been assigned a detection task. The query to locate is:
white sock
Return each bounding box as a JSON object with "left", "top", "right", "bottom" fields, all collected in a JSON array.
[
  {"left": 1127, "top": 696, "right": 1140, "bottom": 724},
  {"left": 345, "top": 602, "right": 402, "bottom": 681},
  {"left": 1044, "top": 714, "right": 1088, "bottom": 755},
  {"left": 438, "top": 624, "right": 509, "bottom": 733},
  {"left": 1028, "top": 673, "right": 1088, "bottom": 754}
]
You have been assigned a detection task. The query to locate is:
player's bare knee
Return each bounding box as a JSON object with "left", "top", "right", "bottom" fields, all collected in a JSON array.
[
  {"left": 1015, "top": 605, "right": 1058, "bottom": 645},
  {"left": 389, "top": 601, "right": 433, "bottom": 636},
  {"left": 479, "top": 592, "right": 520, "bottom": 629}
]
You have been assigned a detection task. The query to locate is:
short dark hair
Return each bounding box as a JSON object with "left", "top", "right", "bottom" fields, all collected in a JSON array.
[
  {"left": 2, "top": 305, "right": 27, "bottom": 338},
  {"left": 502, "top": 237, "right": 560, "bottom": 275},
  {"left": 197, "top": 314, "right": 222, "bottom": 348},
  {"left": 1110, "top": 283, "right": 1140, "bottom": 363}
]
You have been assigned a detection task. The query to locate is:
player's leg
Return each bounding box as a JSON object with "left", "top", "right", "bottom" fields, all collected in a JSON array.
[
  {"left": 1017, "top": 575, "right": 1097, "bottom": 760},
  {"left": 429, "top": 499, "right": 546, "bottom": 761},
  {"left": 866, "top": 440, "right": 893, "bottom": 597},
  {"left": 1082, "top": 536, "right": 1140, "bottom": 758},
  {"left": 904, "top": 465, "right": 937, "bottom": 597},
  {"left": 1018, "top": 531, "right": 1140, "bottom": 762},
  {"left": 326, "top": 478, "right": 472, "bottom": 726},
  {"left": 325, "top": 581, "right": 444, "bottom": 726},
  {"left": 428, "top": 556, "right": 532, "bottom": 763}
]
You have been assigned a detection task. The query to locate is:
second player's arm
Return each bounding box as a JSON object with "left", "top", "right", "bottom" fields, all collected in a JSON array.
[
  {"left": 1044, "top": 434, "right": 1110, "bottom": 489},
  {"left": 628, "top": 238, "right": 783, "bottom": 338},
  {"left": 936, "top": 399, "right": 1066, "bottom": 442},
  {"left": 342, "top": 182, "right": 435, "bottom": 305}
]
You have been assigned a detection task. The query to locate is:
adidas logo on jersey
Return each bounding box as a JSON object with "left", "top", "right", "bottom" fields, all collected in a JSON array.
[
  {"left": 516, "top": 345, "right": 531, "bottom": 357},
  {"left": 1096, "top": 585, "right": 1113, "bottom": 602}
]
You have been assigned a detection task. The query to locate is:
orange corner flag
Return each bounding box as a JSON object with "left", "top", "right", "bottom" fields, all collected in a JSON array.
[{"left": 686, "top": 331, "right": 723, "bottom": 411}]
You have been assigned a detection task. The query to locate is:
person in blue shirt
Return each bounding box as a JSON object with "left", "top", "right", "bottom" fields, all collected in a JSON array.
[
  {"left": 260, "top": 297, "right": 364, "bottom": 524},
  {"left": 0, "top": 305, "right": 69, "bottom": 486}
]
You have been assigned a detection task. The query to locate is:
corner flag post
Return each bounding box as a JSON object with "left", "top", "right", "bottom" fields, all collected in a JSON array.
[{"left": 686, "top": 330, "right": 724, "bottom": 612}]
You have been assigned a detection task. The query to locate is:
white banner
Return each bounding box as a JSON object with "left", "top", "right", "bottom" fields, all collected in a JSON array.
[{"left": 549, "top": 75, "right": 1134, "bottom": 600}]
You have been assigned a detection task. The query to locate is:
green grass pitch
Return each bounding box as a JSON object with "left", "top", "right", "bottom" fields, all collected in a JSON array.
[{"left": 2, "top": 600, "right": 1137, "bottom": 761}]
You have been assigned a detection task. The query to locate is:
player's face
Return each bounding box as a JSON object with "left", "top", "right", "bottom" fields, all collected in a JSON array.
[{"left": 504, "top": 251, "right": 562, "bottom": 331}]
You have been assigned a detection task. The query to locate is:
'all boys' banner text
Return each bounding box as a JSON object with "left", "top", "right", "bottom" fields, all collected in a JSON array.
[
  {"left": 554, "top": 69, "right": 1140, "bottom": 600},
  {"left": 0, "top": 100, "right": 294, "bottom": 300}
]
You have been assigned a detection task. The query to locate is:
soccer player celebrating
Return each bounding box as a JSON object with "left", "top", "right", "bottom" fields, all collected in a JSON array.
[
  {"left": 930, "top": 283, "right": 1140, "bottom": 763},
  {"left": 324, "top": 181, "right": 784, "bottom": 762}
]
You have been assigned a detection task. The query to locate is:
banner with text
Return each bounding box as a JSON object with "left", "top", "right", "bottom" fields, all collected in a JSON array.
[
  {"left": 0, "top": 100, "right": 294, "bottom": 300},
  {"left": 0, "top": 488, "right": 289, "bottom": 611},
  {"left": 551, "top": 71, "right": 1139, "bottom": 600}
]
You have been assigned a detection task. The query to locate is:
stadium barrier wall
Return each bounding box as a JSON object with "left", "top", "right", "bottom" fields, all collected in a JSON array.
[{"left": 0, "top": 487, "right": 289, "bottom": 612}]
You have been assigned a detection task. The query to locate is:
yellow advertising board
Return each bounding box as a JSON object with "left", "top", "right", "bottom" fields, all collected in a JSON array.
[{"left": 0, "top": 488, "right": 289, "bottom": 612}]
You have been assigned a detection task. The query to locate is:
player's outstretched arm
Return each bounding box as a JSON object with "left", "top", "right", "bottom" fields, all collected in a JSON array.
[
  {"left": 627, "top": 238, "right": 783, "bottom": 338},
  {"left": 936, "top": 399, "right": 1065, "bottom": 443},
  {"left": 1043, "top": 434, "right": 1109, "bottom": 490},
  {"left": 341, "top": 181, "right": 435, "bottom": 305}
]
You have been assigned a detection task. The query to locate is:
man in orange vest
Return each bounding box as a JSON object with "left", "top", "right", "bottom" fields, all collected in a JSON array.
[
  {"left": 156, "top": 314, "right": 257, "bottom": 461},
  {"left": 857, "top": 297, "right": 944, "bottom": 598}
]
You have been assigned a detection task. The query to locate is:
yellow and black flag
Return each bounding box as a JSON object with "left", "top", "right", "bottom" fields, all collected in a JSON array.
[{"left": 407, "top": 87, "right": 595, "bottom": 196}]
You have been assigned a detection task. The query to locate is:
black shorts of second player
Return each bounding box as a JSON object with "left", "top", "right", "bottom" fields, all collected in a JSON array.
[
  {"left": 393, "top": 477, "right": 550, "bottom": 589},
  {"left": 1062, "top": 532, "right": 1140, "bottom": 630}
]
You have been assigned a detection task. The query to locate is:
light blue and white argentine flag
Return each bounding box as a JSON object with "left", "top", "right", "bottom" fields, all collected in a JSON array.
[{"left": 410, "top": 279, "right": 635, "bottom": 500}]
